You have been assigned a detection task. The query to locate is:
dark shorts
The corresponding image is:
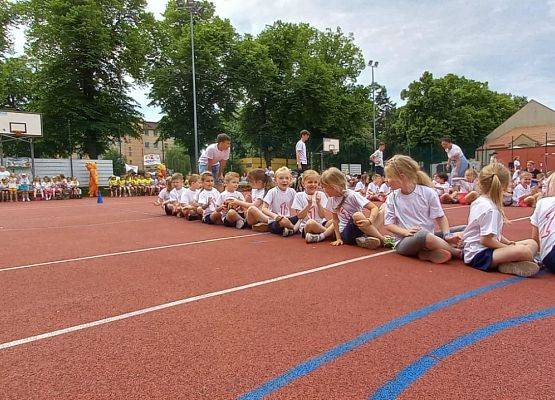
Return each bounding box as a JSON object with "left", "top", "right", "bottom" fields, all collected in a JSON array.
[
  {"left": 269, "top": 216, "right": 299, "bottom": 235},
  {"left": 375, "top": 166, "right": 384, "bottom": 176},
  {"left": 340, "top": 217, "right": 364, "bottom": 245},
  {"left": 223, "top": 212, "right": 245, "bottom": 228},
  {"left": 465, "top": 248, "right": 495, "bottom": 271},
  {"left": 164, "top": 204, "right": 174, "bottom": 216},
  {"left": 202, "top": 214, "right": 215, "bottom": 224},
  {"left": 542, "top": 247, "right": 555, "bottom": 273}
]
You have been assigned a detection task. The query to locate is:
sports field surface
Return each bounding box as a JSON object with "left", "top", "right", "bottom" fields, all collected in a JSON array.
[{"left": 1, "top": 197, "right": 553, "bottom": 399}]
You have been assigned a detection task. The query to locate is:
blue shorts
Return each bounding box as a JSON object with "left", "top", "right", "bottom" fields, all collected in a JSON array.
[
  {"left": 198, "top": 164, "right": 220, "bottom": 177},
  {"left": 465, "top": 248, "right": 494, "bottom": 271},
  {"left": 542, "top": 247, "right": 555, "bottom": 273},
  {"left": 340, "top": 217, "right": 364, "bottom": 245},
  {"left": 268, "top": 216, "right": 299, "bottom": 235},
  {"left": 202, "top": 214, "right": 215, "bottom": 224}
]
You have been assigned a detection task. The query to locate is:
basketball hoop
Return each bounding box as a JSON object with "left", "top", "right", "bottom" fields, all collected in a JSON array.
[{"left": 13, "top": 131, "right": 24, "bottom": 138}]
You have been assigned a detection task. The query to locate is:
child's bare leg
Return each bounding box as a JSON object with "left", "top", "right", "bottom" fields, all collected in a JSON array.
[
  {"left": 464, "top": 191, "right": 478, "bottom": 203},
  {"left": 352, "top": 212, "right": 386, "bottom": 242},
  {"left": 422, "top": 233, "right": 459, "bottom": 260},
  {"left": 524, "top": 196, "right": 536, "bottom": 207},
  {"left": 210, "top": 211, "right": 223, "bottom": 225},
  {"left": 247, "top": 206, "right": 269, "bottom": 225},
  {"left": 440, "top": 193, "right": 452, "bottom": 204},
  {"left": 491, "top": 239, "right": 537, "bottom": 266},
  {"left": 278, "top": 217, "right": 295, "bottom": 230},
  {"left": 225, "top": 209, "right": 240, "bottom": 224},
  {"left": 305, "top": 219, "right": 325, "bottom": 234}
]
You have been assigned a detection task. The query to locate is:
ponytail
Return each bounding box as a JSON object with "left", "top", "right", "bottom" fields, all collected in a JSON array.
[
  {"left": 477, "top": 163, "right": 510, "bottom": 222},
  {"left": 416, "top": 171, "right": 433, "bottom": 188},
  {"left": 489, "top": 174, "right": 506, "bottom": 221}
]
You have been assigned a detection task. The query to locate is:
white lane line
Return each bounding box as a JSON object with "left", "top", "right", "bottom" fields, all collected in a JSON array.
[
  {"left": 0, "top": 233, "right": 267, "bottom": 274},
  {"left": 0, "top": 251, "right": 395, "bottom": 351},
  {"left": 0, "top": 216, "right": 163, "bottom": 231}
]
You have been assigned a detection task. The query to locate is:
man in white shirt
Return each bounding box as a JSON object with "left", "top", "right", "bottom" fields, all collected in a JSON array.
[
  {"left": 295, "top": 130, "right": 310, "bottom": 172},
  {"left": 370, "top": 142, "right": 385, "bottom": 176},
  {"left": 440, "top": 136, "right": 469, "bottom": 181},
  {"left": 197, "top": 133, "right": 231, "bottom": 181}
]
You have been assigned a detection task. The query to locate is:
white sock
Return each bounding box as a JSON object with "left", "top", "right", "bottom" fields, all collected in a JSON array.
[{"left": 318, "top": 233, "right": 326, "bottom": 241}]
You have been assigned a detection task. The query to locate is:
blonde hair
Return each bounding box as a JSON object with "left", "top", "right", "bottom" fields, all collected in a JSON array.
[
  {"left": 384, "top": 155, "right": 433, "bottom": 187},
  {"left": 187, "top": 174, "right": 201, "bottom": 184},
  {"left": 200, "top": 171, "right": 213, "bottom": 182},
  {"left": 248, "top": 168, "right": 273, "bottom": 190},
  {"left": 165, "top": 177, "right": 173, "bottom": 191},
  {"left": 320, "top": 167, "right": 347, "bottom": 195},
  {"left": 275, "top": 166, "right": 292, "bottom": 178},
  {"left": 171, "top": 173, "right": 184, "bottom": 181},
  {"left": 302, "top": 169, "right": 320, "bottom": 183},
  {"left": 224, "top": 171, "right": 240, "bottom": 182},
  {"left": 519, "top": 171, "right": 532, "bottom": 180},
  {"left": 478, "top": 163, "right": 510, "bottom": 221},
  {"left": 464, "top": 168, "right": 477, "bottom": 180}
]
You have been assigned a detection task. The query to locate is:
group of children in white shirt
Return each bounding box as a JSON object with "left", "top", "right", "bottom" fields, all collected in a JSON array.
[
  {"left": 0, "top": 174, "right": 81, "bottom": 202},
  {"left": 155, "top": 156, "right": 555, "bottom": 278}
]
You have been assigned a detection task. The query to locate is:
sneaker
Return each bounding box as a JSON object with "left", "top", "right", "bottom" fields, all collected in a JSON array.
[
  {"left": 305, "top": 232, "right": 323, "bottom": 243},
  {"left": 417, "top": 249, "right": 452, "bottom": 264},
  {"left": 252, "top": 223, "right": 268, "bottom": 232},
  {"left": 282, "top": 227, "right": 295, "bottom": 237},
  {"left": 383, "top": 236, "right": 396, "bottom": 249},
  {"left": 187, "top": 214, "right": 200, "bottom": 221},
  {"left": 498, "top": 261, "right": 540, "bottom": 277},
  {"left": 235, "top": 219, "right": 245, "bottom": 229},
  {"left": 355, "top": 236, "right": 382, "bottom": 250}
]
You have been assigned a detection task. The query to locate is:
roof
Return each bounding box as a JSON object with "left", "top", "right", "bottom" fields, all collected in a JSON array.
[
  {"left": 483, "top": 125, "right": 555, "bottom": 149},
  {"left": 485, "top": 100, "right": 555, "bottom": 142}
]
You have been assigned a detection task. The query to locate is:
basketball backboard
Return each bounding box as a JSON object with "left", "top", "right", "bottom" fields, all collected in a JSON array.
[
  {"left": 0, "top": 111, "right": 43, "bottom": 137},
  {"left": 323, "top": 138, "right": 339, "bottom": 154}
]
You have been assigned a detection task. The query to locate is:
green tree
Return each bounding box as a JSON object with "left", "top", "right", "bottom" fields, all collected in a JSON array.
[
  {"left": 102, "top": 148, "right": 126, "bottom": 176},
  {"left": 165, "top": 144, "right": 191, "bottom": 175},
  {"left": 0, "top": 0, "right": 12, "bottom": 55},
  {"left": 20, "top": 0, "right": 156, "bottom": 158},
  {"left": 0, "top": 56, "right": 34, "bottom": 110},
  {"left": 149, "top": 1, "right": 239, "bottom": 162}
]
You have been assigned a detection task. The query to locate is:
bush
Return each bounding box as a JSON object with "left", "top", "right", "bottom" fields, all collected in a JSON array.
[
  {"left": 102, "top": 148, "right": 126, "bottom": 176},
  {"left": 165, "top": 144, "right": 191, "bottom": 175}
]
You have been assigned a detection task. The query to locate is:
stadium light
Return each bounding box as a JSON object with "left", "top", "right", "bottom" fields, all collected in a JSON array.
[
  {"left": 368, "top": 60, "right": 379, "bottom": 151},
  {"left": 176, "top": 0, "right": 202, "bottom": 172}
]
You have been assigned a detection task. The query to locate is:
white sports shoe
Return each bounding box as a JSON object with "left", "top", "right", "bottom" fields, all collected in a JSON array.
[
  {"left": 282, "top": 227, "right": 295, "bottom": 237},
  {"left": 235, "top": 219, "right": 245, "bottom": 229},
  {"left": 305, "top": 233, "right": 323, "bottom": 243}
]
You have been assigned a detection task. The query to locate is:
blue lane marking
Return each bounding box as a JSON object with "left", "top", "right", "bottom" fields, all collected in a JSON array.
[
  {"left": 237, "top": 276, "right": 523, "bottom": 400},
  {"left": 370, "top": 307, "right": 555, "bottom": 400}
]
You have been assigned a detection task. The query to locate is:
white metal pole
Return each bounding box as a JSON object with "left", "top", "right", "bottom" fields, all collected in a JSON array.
[{"left": 190, "top": 10, "right": 199, "bottom": 173}]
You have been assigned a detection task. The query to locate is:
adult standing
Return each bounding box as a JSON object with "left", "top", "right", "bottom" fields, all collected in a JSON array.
[
  {"left": 295, "top": 130, "right": 310, "bottom": 172},
  {"left": 198, "top": 133, "right": 231, "bottom": 182},
  {"left": 525, "top": 160, "right": 541, "bottom": 179},
  {"left": 489, "top": 151, "right": 499, "bottom": 164},
  {"left": 370, "top": 142, "right": 385, "bottom": 176},
  {"left": 440, "top": 137, "right": 469, "bottom": 180}
]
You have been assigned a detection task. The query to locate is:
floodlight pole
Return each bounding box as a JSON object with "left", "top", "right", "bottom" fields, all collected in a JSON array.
[
  {"left": 368, "top": 60, "right": 379, "bottom": 151},
  {"left": 177, "top": 0, "right": 201, "bottom": 173}
]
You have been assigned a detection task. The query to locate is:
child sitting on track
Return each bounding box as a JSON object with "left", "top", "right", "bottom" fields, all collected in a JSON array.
[
  {"left": 443, "top": 168, "right": 479, "bottom": 205},
  {"left": 354, "top": 174, "right": 367, "bottom": 195},
  {"left": 290, "top": 170, "right": 332, "bottom": 242},
  {"left": 167, "top": 173, "right": 185, "bottom": 216},
  {"left": 154, "top": 178, "right": 172, "bottom": 210},
  {"left": 247, "top": 166, "right": 297, "bottom": 236},
  {"left": 365, "top": 174, "right": 384, "bottom": 202},
  {"left": 228, "top": 168, "right": 272, "bottom": 228},
  {"left": 320, "top": 167, "right": 386, "bottom": 249},
  {"left": 512, "top": 171, "right": 541, "bottom": 207},
  {"left": 531, "top": 173, "right": 555, "bottom": 273},
  {"left": 180, "top": 174, "right": 201, "bottom": 220},
  {"left": 383, "top": 155, "right": 463, "bottom": 264},
  {"left": 216, "top": 172, "right": 246, "bottom": 229},
  {"left": 197, "top": 171, "right": 222, "bottom": 225},
  {"left": 462, "top": 163, "right": 539, "bottom": 277}
]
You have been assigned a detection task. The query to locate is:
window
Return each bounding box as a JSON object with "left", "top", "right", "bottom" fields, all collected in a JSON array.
[
  {"left": 153, "top": 142, "right": 158, "bottom": 149},
  {"left": 145, "top": 142, "right": 150, "bottom": 148},
  {"left": 148, "top": 129, "right": 155, "bottom": 136}
]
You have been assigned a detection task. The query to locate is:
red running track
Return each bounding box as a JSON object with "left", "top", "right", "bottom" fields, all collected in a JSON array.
[{"left": 0, "top": 197, "right": 553, "bottom": 399}]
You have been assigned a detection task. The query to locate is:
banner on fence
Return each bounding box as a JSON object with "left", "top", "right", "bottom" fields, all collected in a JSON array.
[
  {"left": 5, "top": 157, "right": 31, "bottom": 168},
  {"left": 143, "top": 154, "right": 161, "bottom": 166}
]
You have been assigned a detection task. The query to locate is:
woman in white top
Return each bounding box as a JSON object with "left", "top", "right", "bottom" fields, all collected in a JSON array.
[
  {"left": 531, "top": 173, "right": 555, "bottom": 273},
  {"left": 440, "top": 137, "right": 469, "bottom": 180},
  {"left": 462, "top": 163, "right": 539, "bottom": 277}
]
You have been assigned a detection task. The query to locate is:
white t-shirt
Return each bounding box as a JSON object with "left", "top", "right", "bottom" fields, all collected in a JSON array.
[
  {"left": 251, "top": 188, "right": 266, "bottom": 205},
  {"left": 354, "top": 181, "right": 366, "bottom": 192},
  {"left": 216, "top": 190, "right": 245, "bottom": 206},
  {"left": 379, "top": 183, "right": 391, "bottom": 195},
  {"left": 384, "top": 185, "right": 445, "bottom": 244},
  {"left": 169, "top": 187, "right": 185, "bottom": 202},
  {"left": 512, "top": 184, "right": 531, "bottom": 205},
  {"left": 158, "top": 188, "right": 170, "bottom": 201},
  {"left": 462, "top": 196, "right": 503, "bottom": 263},
  {"left": 263, "top": 187, "right": 296, "bottom": 216},
  {"left": 370, "top": 149, "right": 384, "bottom": 167},
  {"left": 530, "top": 197, "right": 555, "bottom": 261},
  {"left": 458, "top": 180, "right": 476, "bottom": 194},
  {"left": 325, "top": 189, "right": 369, "bottom": 231},
  {"left": 512, "top": 170, "right": 520, "bottom": 182},
  {"left": 514, "top": 159, "right": 521, "bottom": 170},
  {"left": 197, "top": 188, "right": 220, "bottom": 216},
  {"left": 198, "top": 143, "right": 230, "bottom": 166},
  {"left": 0, "top": 170, "right": 10, "bottom": 180},
  {"left": 292, "top": 191, "right": 328, "bottom": 227},
  {"left": 295, "top": 140, "right": 307, "bottom": 164},
  {"left": 446, "top": 144, "right": 463, "bottom": 160},
  {"left": 366, "top": 182, "right": 380, "bottom": 196},
  {"left": 434, "top": 181, "right": 450, "bottom": 195},
  {"left": 180, "top": 188, "right": 198, "bottom": 205}
]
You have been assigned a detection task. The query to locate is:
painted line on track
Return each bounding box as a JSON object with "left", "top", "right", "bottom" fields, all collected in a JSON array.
[
  {"left": 0, "top": 251, "right": 394, "bottom": 351},
  {"left": 0, "top": 233, "right": 267, "bottom": 273},
  {"left": 0, "top": 216, "right": 163, "bottom": 231},
  {"left": 369, "top": 307, "right": 555, "bottom": 400},
  {"left": 236, "top": 276, "right": 524, "bottom": 400}
]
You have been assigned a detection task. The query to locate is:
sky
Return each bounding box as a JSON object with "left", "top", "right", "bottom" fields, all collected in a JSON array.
[{"left": 13, "top": 0, "right": 555, "bottom": 122}]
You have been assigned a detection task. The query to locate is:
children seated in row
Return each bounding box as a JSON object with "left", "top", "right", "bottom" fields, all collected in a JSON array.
[
  {"left": 462, "top": 163, "right": 539, "bottom": 277},
  {"left": 383, "top": 155, "right": 464, "bottom": 264},
  {"left": 439, "top": 169, "right": 479, "bottom": 205},
  {"left": 512, "top": 171, "right": 541, "bottom": 207},
  {"left": 365, "top": 174, "right": 390, "bottom": 202},
  {"left": 531, "top": 173, "right": 555, "bottom": 274}
]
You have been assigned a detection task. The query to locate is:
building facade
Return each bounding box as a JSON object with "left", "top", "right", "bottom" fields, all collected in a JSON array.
[{"left": 115, "top": 121, "right": 175, "bottom": 171}]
